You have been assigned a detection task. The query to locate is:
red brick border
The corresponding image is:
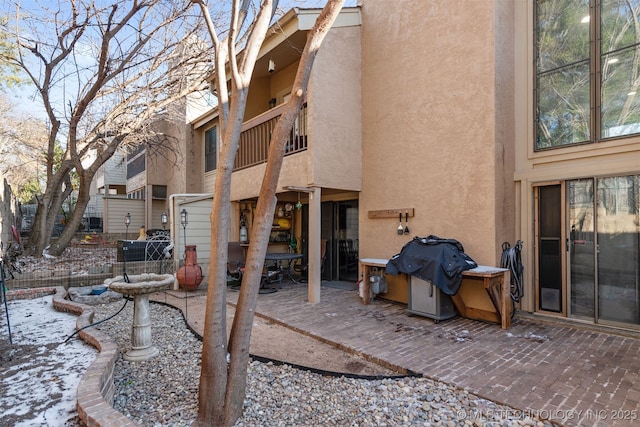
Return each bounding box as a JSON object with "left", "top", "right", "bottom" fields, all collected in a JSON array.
[
  {"left": 53, "top": 287, "right": 134, "bottom": 427},
  {"left": 5, "top": 287, "right": 58, "bottom": 301}
]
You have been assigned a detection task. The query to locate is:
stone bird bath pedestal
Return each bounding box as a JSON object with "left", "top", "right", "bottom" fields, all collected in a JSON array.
[{"left": 106, "top": 273, "right": 175, "bottom": 361}]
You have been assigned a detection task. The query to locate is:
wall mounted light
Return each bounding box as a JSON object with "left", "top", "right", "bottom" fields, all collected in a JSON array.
[
  {"left": 124, "top": 213, "right": 131, "bottom": 239},
  {"left": 268, "top": 59, "right": 275, "bottom": 73},
  {"left": 180, "top": 209, "right": 188, "bottom": 258},
  {"left": 161, "top": 212, "right": 168, "bottom": 230},
  {"left": 123, "top": 213, "right": 131, "bottom": 282}
]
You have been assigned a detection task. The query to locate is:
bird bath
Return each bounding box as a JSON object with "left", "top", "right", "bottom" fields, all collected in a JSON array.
[{"left": 106, "top": 273, "right": 175, "bottom": 361}]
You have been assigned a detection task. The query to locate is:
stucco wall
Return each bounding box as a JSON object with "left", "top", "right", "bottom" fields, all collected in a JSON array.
[
  {"left": 493, "top": 0, "right": 516, "bottom": 261},
  {"left": 226, "top": 25, "right": 362, "bottom": 202},
  {"left": 308, "top": 25, "right": 362, "bottom": 191},
  {"left": 359, "top": 0, "right": 516, "bottom": 266}
]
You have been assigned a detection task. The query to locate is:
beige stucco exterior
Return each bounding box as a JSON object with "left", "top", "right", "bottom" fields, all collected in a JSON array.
[
  {"left": 187, "top": 2, "right": 517, "bottom": 303},
  {"left": 358, "top": 0, "right": 515, "bottom": 266},
  {"left": 197, "top": 24, "right": 362, "bottom": 202},
  {"left": 181, "top": 1, "right": 640, "bottom": 326}
]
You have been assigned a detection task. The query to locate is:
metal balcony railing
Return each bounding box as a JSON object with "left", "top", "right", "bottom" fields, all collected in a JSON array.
[{"left": 234, "top": 103, "right": 308, "bottom": 171}]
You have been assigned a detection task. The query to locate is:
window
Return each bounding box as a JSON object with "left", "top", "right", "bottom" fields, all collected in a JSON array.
[
  {"left": 152, "top": 185, "right": 167, "bottom": 200},
  {"left": 127, "top": 154, "right": 145, "bottom": 179},
  {"left": 205, "top": 126, "right": 217, "bottom": 172},
  {"left": 127, "top": 188, "right": 145, "bottom": 200},
  {"left": 535, "top": 0, "right": 640, "bottom": 150}
]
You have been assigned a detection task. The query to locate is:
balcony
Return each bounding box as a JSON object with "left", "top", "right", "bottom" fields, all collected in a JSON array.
[{"left": 234, "top": 103, "right": 308, "bottom": 171}]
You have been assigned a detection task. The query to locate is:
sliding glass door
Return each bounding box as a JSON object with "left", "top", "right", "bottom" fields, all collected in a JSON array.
[
  {"left": 596, "top": 176, "right": 640, "bottom": 325},
  {"left": 539, "top": 176, "right": 640, "bottom": 327},
  {"left": 568, "top": 179, "right": 596, "bottom": 319}
]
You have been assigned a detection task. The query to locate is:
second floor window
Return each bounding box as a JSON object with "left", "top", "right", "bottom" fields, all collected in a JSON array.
[
  {"left": 127, "top": 153, "right": 145, "bottom": 179},
  {"left": 536, "top": 0, "right": 640, "bottom": 150},
  {"left": 205, "top": 126, "right": 217, "bottom": 172}
]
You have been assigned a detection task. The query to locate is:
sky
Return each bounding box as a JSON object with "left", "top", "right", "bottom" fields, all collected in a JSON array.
[
  {"left": 0, "top": 296, "right": 97, "bottom": 426},
  {"left": 3, "top": 0, "right": 359, "bottom": 121}
]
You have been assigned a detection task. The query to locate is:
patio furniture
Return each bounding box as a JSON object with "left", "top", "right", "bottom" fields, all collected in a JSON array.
[
  {"left": 294, "top": 239, "right": 327, "bottom": 282},
  {"left": 264, "top": 252, "right": 304, "bottom": 284},
  {"left": 227, "top": 241, "right": 245, "bottom": 284}
]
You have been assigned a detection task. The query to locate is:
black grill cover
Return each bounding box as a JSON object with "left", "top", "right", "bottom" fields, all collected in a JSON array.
[{"left": 385, "top": 235, "right": 477, "bottom": 295}]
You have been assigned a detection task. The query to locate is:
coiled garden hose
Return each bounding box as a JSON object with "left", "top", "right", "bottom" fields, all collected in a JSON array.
[{"left": 500, "top": 240, "right": 524, "bottom": 318}]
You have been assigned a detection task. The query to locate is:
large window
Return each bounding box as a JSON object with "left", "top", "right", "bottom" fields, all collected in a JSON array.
[
  {"left": 536, "top": 0, "right": 640, "bottom": 150},
  {"left": 205, "top": 126, "right": 217, "bottom": 172}
]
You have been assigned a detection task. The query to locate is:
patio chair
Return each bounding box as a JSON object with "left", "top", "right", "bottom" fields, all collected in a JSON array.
[
  {"left": 295, "top": 239, "right": 327, "bottom": 282},
  {"left": 261, "top": 264, "right": 283, "bottom": 289},
  {"left": 228, "top": 241, "right": 280, "bottom": 291},
  {"left": 227, "top": 242, "right": 245, "bottom": 284}
]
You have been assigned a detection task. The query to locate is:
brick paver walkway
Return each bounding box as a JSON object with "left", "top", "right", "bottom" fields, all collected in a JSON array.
[{"left": 214, "top": 283, "right": 639, "bottom": 427}]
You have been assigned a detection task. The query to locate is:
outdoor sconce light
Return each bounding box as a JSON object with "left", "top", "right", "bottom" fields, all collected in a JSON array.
[
  {"left": 180, "top": 209, "right": 188, "bottom": 227},
  {"left": 124, "top": 213, "right": 131, "bottom": 240},
  {"left": 123, "top": 212, "right": 131, "bottom": 282},
  {"left": 161, "top": 212, "right": 168, "bottom": 230},
  {"left": 268, "top": 59, "right": 275, "bottom": 73},
  {"left": 180, "top": 209, "right": 188, "bottom": 254}
]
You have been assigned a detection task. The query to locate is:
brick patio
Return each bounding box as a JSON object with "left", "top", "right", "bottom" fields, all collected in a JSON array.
[{"left": 212, "top": 283, "right": 639, "bottom": 427}]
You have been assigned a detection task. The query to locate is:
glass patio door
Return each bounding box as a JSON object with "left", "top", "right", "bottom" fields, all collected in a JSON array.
[
  {"left": 567, "top": 176, "right": 640, "bottom": 327},
  {"left": 320, "top": 200, "right": 359, "bottom": 282},
  {"left": 568, "top": 179, "right": 596, "bottom": 319},
  {"left": 596, "top": 176, "right": 640, "bottom": 325}
]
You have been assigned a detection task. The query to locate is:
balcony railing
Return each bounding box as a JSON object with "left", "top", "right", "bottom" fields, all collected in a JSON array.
[{"left": 234, "top": 103, "right": 308, "bottom": 171}]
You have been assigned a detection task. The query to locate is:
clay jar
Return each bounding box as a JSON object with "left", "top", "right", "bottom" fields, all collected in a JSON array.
[{"left": 177, "top": 245, "right": 204, "bottom": 291}]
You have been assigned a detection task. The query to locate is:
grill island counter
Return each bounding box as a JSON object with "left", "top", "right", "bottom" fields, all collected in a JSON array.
[{"left": 359, "top": 259, "right": 512, "bottom": 329}]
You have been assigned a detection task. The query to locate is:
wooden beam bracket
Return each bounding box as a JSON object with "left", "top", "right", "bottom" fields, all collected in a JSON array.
[{"left": 367, "top": 208, "right": 414, "bottom": 219}]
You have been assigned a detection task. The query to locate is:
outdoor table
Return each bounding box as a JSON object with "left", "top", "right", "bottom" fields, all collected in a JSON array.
[{"left": 265, "top": 252, "right": 303, "bottom": 283}]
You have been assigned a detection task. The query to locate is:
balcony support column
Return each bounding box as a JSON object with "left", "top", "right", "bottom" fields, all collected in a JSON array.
[{"left": 307, "top": 187, "right": 322, "bottom": 304}]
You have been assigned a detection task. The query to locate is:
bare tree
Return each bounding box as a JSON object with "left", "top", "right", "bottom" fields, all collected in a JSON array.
[
  {"left": 0, "top": 14, "right": 25, "bottom": 90},
  {"left": 191, "top": 0, "right": 345, "bottom": 425},
  {"left": 3, "top": 0, "right": 211, "bottom": 256},
  {"left": 0, "top": 94, "right": 48, "bottom": 198}
]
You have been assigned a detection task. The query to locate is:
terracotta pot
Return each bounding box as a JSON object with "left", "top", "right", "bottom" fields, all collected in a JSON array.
[{"left": 177, "top": 245, "right": 204, "bottom": 291}]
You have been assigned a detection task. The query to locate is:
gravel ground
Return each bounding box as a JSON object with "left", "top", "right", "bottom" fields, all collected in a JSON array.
[{"left": 92, "top": 300, "right": 559, "bottom": 427}]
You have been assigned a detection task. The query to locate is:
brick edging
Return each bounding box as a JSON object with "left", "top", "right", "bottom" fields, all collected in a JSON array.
[
  {"left": 5, "top": 286, "right": 58, "bottom": 301},
  {"left": 50, "top": 287, "right": 135, "bottom": 427}
]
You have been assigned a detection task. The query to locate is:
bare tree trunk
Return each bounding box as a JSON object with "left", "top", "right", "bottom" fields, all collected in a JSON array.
[
  {"left": 25, "top": 164, "right": 70, "bottom": 256},
  {"left": 196, "top": 88, "right": 250, "bottom": 426},
  {"left": 47, "top": 172, "right": 93, "bottom": 255},
  {"left": 194, "top": 1, "right": 345, "bottom": 425},
  {"left": 194, "top": 0, "right": 274, "bottom": 422},
  {"left": 26, "top": 196, "right": 48, "bottom": 256}
]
